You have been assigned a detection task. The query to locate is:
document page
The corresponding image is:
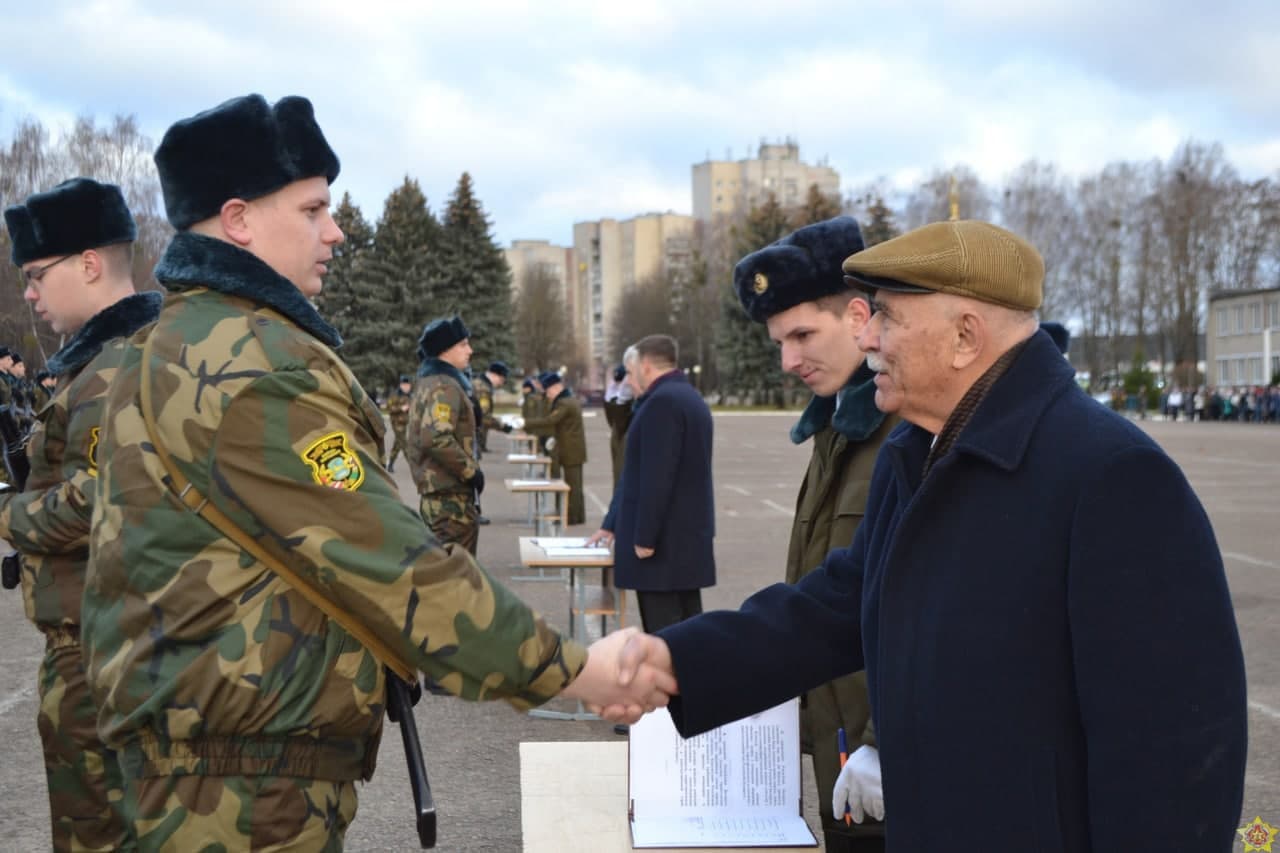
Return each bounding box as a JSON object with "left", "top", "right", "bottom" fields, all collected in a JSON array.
[
  {"left": 512, "top": 479, "right": 554, "bottom": 486},
  {"left": 628, "top": 699, "right": 816, "bottom": 848}
]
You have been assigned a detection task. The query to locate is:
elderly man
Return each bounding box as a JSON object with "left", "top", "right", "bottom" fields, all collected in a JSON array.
[
  {"left": 79, "top": 93, "right": 670, "bottom": 850},
  {"left": 1, "top": 177, "right": 159, "bottom": 852},
  {"left": 607, "top": 221, "right": 1247, "bottom": 852}
]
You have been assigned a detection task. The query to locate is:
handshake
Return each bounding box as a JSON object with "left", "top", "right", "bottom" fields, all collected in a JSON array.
[{"left": 558, "top": 628, "right": 677, "bottom": 723}]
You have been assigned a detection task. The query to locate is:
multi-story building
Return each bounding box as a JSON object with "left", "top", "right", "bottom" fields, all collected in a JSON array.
[
  {"left": 572, "top": 212, "right": 695, "bottom": 385},
  {"left": 1207, "top": 286, "right": 1280, "bottom": 387},
  {"left": 692, "top": 139, "right": 840, "bottom": 222}
]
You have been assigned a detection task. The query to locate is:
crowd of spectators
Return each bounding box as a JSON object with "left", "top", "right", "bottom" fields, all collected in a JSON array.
[{"left": 1159, "top": 385, "right": 1280, "bottom": 422}]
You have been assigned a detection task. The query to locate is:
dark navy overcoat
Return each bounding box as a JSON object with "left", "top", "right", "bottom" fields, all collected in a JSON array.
[
  {"left": 605, "top": 370, "right": 715, "bottom": 592},
  {"left": 660, "top": 329, "right": 1247, "bottom": 852}
]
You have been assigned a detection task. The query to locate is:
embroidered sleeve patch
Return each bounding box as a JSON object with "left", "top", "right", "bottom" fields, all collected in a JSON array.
[
  {"left": 432, "top": 401, "right": 452, "bottom": 423},
  {"left": 302, "top": 431, "right": 365, "bottom": 491},
  {"left": 86, "top": 426, "right": 100, "bottom": 478}
]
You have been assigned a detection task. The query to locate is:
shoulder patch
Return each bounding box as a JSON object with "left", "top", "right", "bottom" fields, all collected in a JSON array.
[
  {"left": 86, "top": 426, "right": 100, "bottom": 478},
  {"left": 302, "top": 431, "right": 366, "bottom": 491},
  {"left": 432, "top": 401, "right": 452, "bottom": 423}
]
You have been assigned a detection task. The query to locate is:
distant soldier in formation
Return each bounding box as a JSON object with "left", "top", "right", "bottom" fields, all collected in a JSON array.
[
  {"left": 476, "top": 360, "right": 514, "bottom": 452},
  {"left": 2, "top": 176, "right": 157, "bottom": 852},
  {"left": 383, "top": 374, "right": 412, "bottom": 471},
  {"left": 602, "top": 363, "right": 634, "bottom": 491},
  {"left": 408, "top": 315, "right": 485, "bottom": 554},
  {"left": 523, "top": 371, "right": 587, "bottom": 525},
  {"left": 31, "top": 370, "right": 57, "bottom": 411}
]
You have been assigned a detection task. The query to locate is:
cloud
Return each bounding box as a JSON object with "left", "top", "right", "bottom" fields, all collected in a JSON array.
[{"left": 1, "top": 0, "right": 1277, "bottom": 246}]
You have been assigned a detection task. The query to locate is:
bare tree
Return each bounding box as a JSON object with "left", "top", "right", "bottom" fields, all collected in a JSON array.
[
  {"left": 609, "top": 272, "right": 675, "bottom": 362},
  {"left": 903, "top": 165, "right": 993, "bottom": 229},
  {"left": 513, "top": 264, "right": 572, "bottom": 377},
  {"left": 999, "top": 160, "right": 1079, "bottom": 323}
]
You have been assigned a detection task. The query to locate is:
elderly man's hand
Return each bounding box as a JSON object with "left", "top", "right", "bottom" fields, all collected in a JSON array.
[
  {"left": 560, "top": 628, "right": 677, "bottom": 723},
  {"left": 585, "top": 528, "right": 613, "bottom": 547},
  {"left": 634, "top": 545, "right": 654, "bottom": 559}
]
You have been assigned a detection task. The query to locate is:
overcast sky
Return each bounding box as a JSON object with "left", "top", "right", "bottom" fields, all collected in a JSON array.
[{"left": 2, "top": 0, "right": 1277, "bottom": 246}]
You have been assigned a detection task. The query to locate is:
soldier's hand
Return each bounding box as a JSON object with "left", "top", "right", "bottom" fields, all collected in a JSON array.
[
  {"left": 470, "top": 470, "right": 486, "bottom": 496},
  {"left": 563, "top": 628, "right": 677, "bottom": 723},
  {"left": 833, "top": 745, "right": 884, "bottom": 823}
]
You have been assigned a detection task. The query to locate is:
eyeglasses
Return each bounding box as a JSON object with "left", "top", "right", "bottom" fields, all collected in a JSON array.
[{"left": 23, "top": 253, "right": 76, "bottom": 286}]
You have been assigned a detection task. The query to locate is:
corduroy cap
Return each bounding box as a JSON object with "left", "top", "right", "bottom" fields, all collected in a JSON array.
[
  {"left": 5, "top": 178, "right": 137, "bottom": 266},
  {"left": 842, "top": 220, "right": 1043, "bottom": 311}
]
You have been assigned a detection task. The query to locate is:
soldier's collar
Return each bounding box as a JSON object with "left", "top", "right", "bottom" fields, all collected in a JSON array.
[
  {"left": 45, "top": 291, "right": 163, "bottom": 377},
  {"left": 417, "top": 358, "right": 473, "bottom": 392},
  {"left": 790, "top": 361, "right": 885, "bottom": 445},
  {"left": 154, "top": 232, "right": 343, "bottom": 349}
]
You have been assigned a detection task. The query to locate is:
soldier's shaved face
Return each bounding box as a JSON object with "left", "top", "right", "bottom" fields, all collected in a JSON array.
[{"left": 243, "top": 177, "right": 344, "bottom": 298}]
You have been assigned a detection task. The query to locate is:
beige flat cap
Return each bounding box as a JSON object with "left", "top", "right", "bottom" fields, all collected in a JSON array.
[{"left": 842, "top": 220, "right": 1044, "bottom": 311}]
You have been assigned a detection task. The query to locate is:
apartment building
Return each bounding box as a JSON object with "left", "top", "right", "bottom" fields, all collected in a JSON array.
[
  {"left": 1207, "top": 286, "right": 1280, "bottom": 387},
  {"left": 692, "top": 139, "right": 840, "bottom": 222}
]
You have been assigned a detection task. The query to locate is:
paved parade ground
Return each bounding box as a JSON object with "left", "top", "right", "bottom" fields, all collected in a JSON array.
[{"left": 1, "top": 410, "right": 1278, "bottom": 850}]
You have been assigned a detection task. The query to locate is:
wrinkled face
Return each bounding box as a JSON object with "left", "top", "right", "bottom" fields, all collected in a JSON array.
[
  {"left": 22, "top": 251, "right": 92, "bottom": 335},
  {"left": 244, "top": 176, "right": 344, "bottom": 297},
  {"left": 624, "top": 359, "right": 644, "bottom": 396},
  {"left": 856, "top": 290, "right": 957, "bottom": 427},
  {"left": 439, "top": 337, "right": 472, "bottom": 371},
  {"left": 766, "top": 297, "right": 866, "bottom": 397}
]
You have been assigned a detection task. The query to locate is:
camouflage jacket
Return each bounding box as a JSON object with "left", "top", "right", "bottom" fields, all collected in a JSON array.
[
  {"left": 406, "top": 359, "right": 479, "bottom": 496},
  {"left": 83, "top": 233, "right": 584, "bottom": 782},
  {"left": 786, "top": 365, "right": 896, "bottom": 755},
  {"left": 383, "top": 389, "right": 411, "bottom": 433},
  {"left": 0, "top": 292, "right": 161, "bottom": 629},
  {"left": 523, "top": 391, "right": 587, "bottom": 466}
]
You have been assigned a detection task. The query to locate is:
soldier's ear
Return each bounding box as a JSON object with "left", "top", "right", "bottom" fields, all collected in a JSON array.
[{"left": 219, "top": 198, "right": 254, "bottom": 247}]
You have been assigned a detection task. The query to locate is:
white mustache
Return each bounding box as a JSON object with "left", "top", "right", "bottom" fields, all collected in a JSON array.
[{"left": 865, "top": 354, "right": 885, "bottom": 372}]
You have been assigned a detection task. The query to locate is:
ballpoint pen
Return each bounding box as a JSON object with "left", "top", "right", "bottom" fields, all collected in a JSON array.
[{"left": 837, "top": 727, "right": 851, "bottom": 826}]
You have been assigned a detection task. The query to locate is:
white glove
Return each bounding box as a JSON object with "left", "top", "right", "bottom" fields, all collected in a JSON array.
[
  {"left": 546, "top": 437, "right": 557, "bottom": 451},
  {"left": 832, "top": 744, "right": 884, "bottom": 823}
]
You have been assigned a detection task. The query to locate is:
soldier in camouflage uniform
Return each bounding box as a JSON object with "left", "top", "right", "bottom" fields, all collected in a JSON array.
[
  {"left": 407, "top": 316, "right": 484, "bottom": 555},
  {"left": 31, "top": 369, "right": 58, "bottom": 411},
  {"left": 2, "top": 177, "right": 157, "bottom": 852},
  {"left": 732, "top": 217, "right": 896, "bottom": 851},
  {"left": 79, "top": 95, "right": 668, "bottom": 851},
  {"left": 474, "top": 360, "right": 513, "bottom": 454},
  {"left": 383, "top": 374, "right": 412, "bottom": 471},
  {"left": 523, "top": 371, "right": 587, "bottom": 525}
]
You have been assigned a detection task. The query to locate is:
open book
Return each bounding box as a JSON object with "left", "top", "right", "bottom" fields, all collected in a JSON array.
[{"left": 628, "top": 699, "right": 817, "bottom": 848}]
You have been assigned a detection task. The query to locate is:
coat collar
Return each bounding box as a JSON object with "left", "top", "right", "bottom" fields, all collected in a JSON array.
[
  {"left": 636, "top": 369, "right": 684, "bottom": 410},
  {"left": 153, "top": 231, "right": 343, "bottom": 349},
  {"left": 790, "top": 361, "right": 886, "bottom": 445},
  {"left": 44, "top": 291, "right": 163, "bottom": 377},
  {"left": 417, "top": 357, "right": 472, "bottom": 392},
  {"left": 886, "top": 328, "right": 1078, "bottom": 473}
]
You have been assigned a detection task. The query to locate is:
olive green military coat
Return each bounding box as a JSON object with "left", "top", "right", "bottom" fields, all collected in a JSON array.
[{"left": 523, "top": 391, "right": 587, "bottom": 467}]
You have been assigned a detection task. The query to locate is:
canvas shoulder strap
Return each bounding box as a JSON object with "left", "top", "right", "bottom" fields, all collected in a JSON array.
[{"left": 138, "top": 331, "right": 415, "bottom": 681}]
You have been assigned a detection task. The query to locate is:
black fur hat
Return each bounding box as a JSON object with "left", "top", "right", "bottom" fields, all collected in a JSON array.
[
  {"left": 417, "top": 316, "right": 471, "bottom": 360},
  {"left": 613, "top": 364, "right": 626, "bottom": 382},
  {"left": 487, "top": 361, "right": 510, "bottom": 377},
  {"left": 5, "top": 178, "right": 137, "bottom": 266},
  {"left": 1040, "top": 321, "right": 1070, "bottom": 355},
  {"left": 733, "top": 216, "right": 866, "bottom": 323},
  {"left": 538, "top": 371, "right": 562, "bottom": 388},
  {"left": 155, "top": 94, "right": 340, "bottom": 229}
]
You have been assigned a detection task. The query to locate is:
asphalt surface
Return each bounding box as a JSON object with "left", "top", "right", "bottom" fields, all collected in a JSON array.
[{"left": 0, "top": 410, "right": 1277, "bottom": 851}]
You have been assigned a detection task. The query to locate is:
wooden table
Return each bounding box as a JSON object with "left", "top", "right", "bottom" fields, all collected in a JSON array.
[
  {"left": 504, "top": 478, "right": 569, "bottom": 537},
  {"left": 506, "top": 453, "right": 552, "bottom": 478},
  {"left": 520, "top": 741, "right": 819, "bottom": 852},
  {"left": 508, "top": 432, "right": 539, "bottom": 454},
  {"left": 519, "top": 537, "right": 621, "bottom": 721}
]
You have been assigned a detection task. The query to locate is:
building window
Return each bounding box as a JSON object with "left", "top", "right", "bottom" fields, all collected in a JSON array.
[
  {"left": 1235, "top": 358, "right": 1247, "bottom": 384},
  {"left": 1216, "top": 307, "right": 1228, "bottom": 336},
  {"left": 1248, "top": 357, "right": 1262, "bottom": 383},
  {"left": 1218, "top": 360, "right": 1230, "bottom": 383},
  {"left": 1269, "top": 300, "right": 1280, "bottom": 329},
  {"left": 1233, "top": 305, "right": 1244, "bottom": 334},
  {"left": 1271, "top": 354, "right": 1279, "bottom": 379},
  {"left": 1249, "top": 302, "right": 1262, "bottom": 332}
]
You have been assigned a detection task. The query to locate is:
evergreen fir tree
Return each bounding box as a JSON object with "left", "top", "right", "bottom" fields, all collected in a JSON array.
[
  {"left": 439, "top": 172, "right": 515, "bottom": 373},
  {"left": 715, "top": 193, "right": 791, "bottom": 404},
  {"left": 314, "top": 193, "right": 397, "bottom": 395},
  {"left": 862, "top": 195, "right": 901, "bottom": 247},
  {"left": 793, "top": 183, "right": 842, "bottom": 228},
  {"left": 366, "top": 177, "right": 443, "bottom": 380}
]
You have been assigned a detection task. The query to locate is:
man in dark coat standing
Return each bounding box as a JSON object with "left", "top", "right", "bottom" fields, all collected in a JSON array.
[
  {"left": 587, "top": 334, "right": 715, "bottom": 631},
  {"left": 603, "top": 221, "right": 1248, "bottom": 852}
]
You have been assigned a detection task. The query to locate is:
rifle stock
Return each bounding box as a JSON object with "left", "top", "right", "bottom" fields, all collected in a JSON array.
[{"left": 386, "top": 672, "right": 436, "bottom": 848}]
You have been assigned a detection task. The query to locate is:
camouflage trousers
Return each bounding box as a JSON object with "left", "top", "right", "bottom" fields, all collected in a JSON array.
[
  {"left": 122, "top": 774, "right": 357, "bottom": 852},
  {"left": 387, "top": 428, "right": 407, "bottom": 470},
  {"left": 37, "top": 631, "right": 133, "bottom": 852},
  {"left": 419, "top": 491, "right": 478, "bottom": 556}
]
